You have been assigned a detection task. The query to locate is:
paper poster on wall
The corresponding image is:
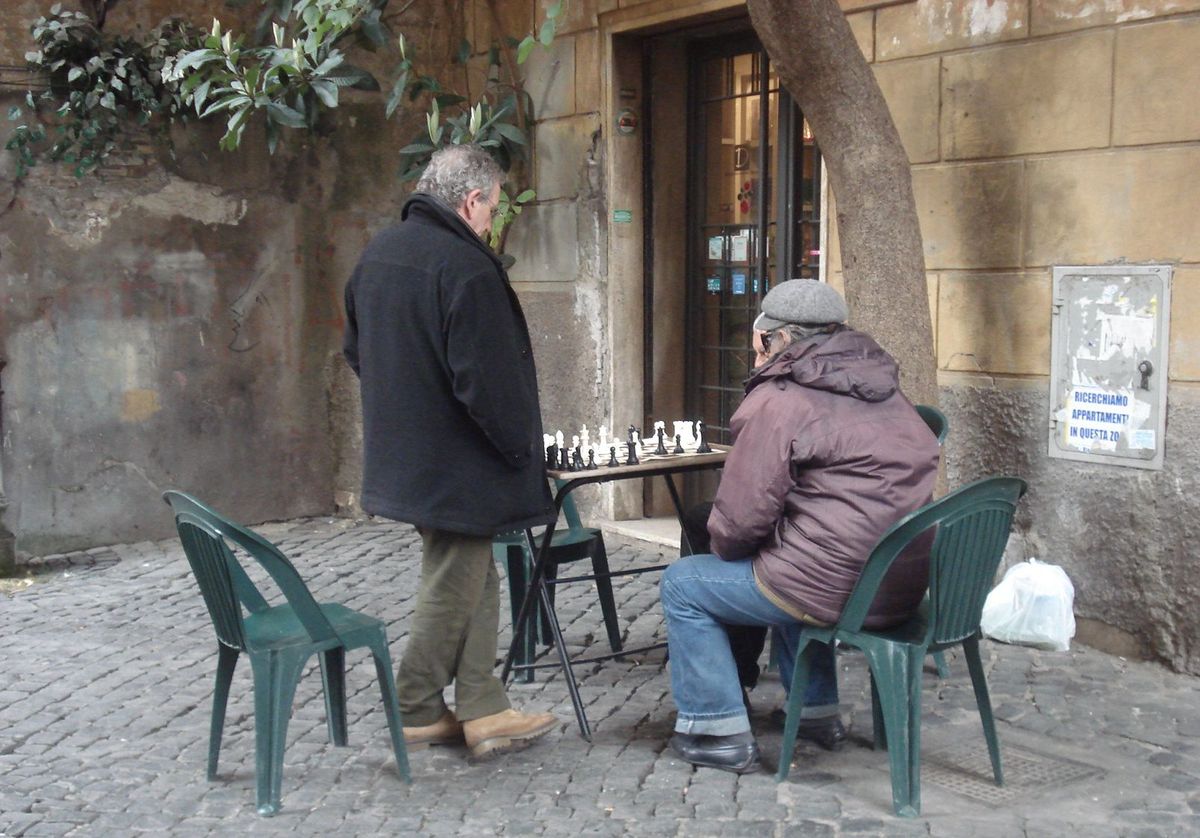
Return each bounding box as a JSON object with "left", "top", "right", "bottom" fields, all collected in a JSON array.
[
  {"left": 706, "top": 276, "right": 721, "bottom": 294},
  {"left": 731, "top": 273, "right": 746, "bottom": 295},
  {"left": 1056, "top": 386, "right": 1138, "bottom": 451}
]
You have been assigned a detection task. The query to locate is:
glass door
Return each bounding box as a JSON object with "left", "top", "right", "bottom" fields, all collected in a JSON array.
[{"left": 686, "top": 34, "right": 822, "bottom": 450}]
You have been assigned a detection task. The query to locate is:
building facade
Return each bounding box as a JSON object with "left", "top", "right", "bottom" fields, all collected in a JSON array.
[{"left": 1, "top": 0, "right": 1198, "bottom": 673}]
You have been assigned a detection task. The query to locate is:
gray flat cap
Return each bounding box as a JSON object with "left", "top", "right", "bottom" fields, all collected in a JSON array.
[{"left": 752, "top": 279, "right": 848, "bottom": 331}]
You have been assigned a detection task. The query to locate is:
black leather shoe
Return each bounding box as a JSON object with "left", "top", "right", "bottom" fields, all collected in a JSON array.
[
  {"left": 768, "top": 711, "right": 847, "bottom": 752},
  {"left": 669, "top": 732, "right": 761, "bottom": 774},
  {"left": 798, "top": 716, "right": 847, "bottom": 751}
]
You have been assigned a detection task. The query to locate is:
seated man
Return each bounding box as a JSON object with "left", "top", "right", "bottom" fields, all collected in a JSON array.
[{"left": 661, "top": 279, "right": 940, "bottom": 773}]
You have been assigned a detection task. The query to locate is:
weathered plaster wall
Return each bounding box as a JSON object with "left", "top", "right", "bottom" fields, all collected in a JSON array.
[{"left": 0, "top": 1, "right": 430, "bottom": 554}]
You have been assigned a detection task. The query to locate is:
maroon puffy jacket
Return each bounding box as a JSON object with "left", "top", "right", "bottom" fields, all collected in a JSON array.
[{"left": 708, "top": 327, "right": 940, "bottom": 628}]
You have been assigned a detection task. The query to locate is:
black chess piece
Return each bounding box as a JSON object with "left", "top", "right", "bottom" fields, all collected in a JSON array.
[
  {"left": 654, "top": 427, "right": 668, "bottom": 456},
  {"left": 546, "top": 443, "right": 558, "bottom": 470},
  {"left": 559, "top": 444, "right": 570, "bottom": 471},
  {"left": 607, "top": 445, "right": 620, "bottom": 467},
  {"left": 696, "top": 420, "right": 713, "bottom": 454},
  {"left": 587, "top": 449, "right": 597, "bottom": 470},
  {"left": 625, "top": 427, "right": 640, "bottom": 465},
  {"left": 573, "top": 447, "right": 586, "bottom": 471},
  {"left": 673, "top": 433, "right": 685, "bottom": 455}
]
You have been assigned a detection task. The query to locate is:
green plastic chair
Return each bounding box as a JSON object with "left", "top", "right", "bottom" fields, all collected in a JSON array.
[
  {"left": 914, "top": 403, "right": 948, "bottom": 445},
  {"left": 496, "top": 481, "right": 622, "bottom": 683},
  {"left": 776, "top": 476, "right": 1027, "bottom": 817},
  {"left": 914, "top": 404, "right": 951, "bottom": 679},
  {"left": 163, "top": 491, "right": 411, "bottom": 816}
]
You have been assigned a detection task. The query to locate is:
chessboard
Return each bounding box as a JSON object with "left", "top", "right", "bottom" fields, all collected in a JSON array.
[{"left": 543, "top": 419, "right": 722, "bottom": 473}]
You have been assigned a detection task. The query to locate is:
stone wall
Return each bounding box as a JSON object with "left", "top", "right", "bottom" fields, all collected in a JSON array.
[
  {"left": 0, "top": 1, "right": 434, "bottom": 553},
  {"left": 823, "top": 0, "right": 1200, "bottom": 672}
]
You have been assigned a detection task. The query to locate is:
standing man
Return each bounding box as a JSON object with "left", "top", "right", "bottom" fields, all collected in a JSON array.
[
  {"left": 661, "top": 279, "right": 940, "bottom": 773},
  {"left": 343, "top": 144, "right": 557, "bottom": 760}
]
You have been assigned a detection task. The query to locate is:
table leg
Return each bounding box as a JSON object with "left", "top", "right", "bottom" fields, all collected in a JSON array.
[{"left": 662, "top": 474, "right": 693, "bottom": 556}]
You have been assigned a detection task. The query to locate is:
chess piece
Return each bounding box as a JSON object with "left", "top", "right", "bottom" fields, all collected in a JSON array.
[
  {"left": 555, "top": 430, "right": 565, "bottom": 452},
  {"left": 654, "top": 426, "right": 669, "bottom": 456},
  {"left": 580, "top": 425, "right": 590, "bottom": 454},
  {"left": 696, "top": 420, "right": 713, "bottom": 454},
  {"left": 559, "top": 444, "right": 570, "bottom": 471},
  {"left": 545, "top": 443, "right": 558, "bottom": 470},
  {"left": 587, "top": 449, "right": 597, "bottom": 469},
  {"left": 571, "top": 447, "right": 584, "bottom": 471},
  {"left": 607, "top": 445, "right": 620, "bottom": 467},
  {"left": 625, "top": 427, "right": 640, "bottom": 465},
  {"left": 673, "top": 433, "right": 685, "bottom": 455},
  {"left": 598, "top": 425, "right": 608, "bottom": 450}
]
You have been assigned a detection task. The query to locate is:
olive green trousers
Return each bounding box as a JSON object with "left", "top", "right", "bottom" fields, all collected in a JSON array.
[{"left": 396, "top": 528, "right": 512, "bottom": 725}]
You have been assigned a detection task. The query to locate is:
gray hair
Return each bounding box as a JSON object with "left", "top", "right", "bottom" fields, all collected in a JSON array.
[
  {"left": 766, "top": 323, "right": 838, "bottom": 357},
  {"left": 416, "top": 144, "right": 504, "bottom": 208}
]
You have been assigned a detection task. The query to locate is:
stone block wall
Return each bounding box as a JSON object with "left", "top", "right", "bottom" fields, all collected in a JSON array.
[{"left": 823, "top": 0, "right": 1200, "bottom": 671}]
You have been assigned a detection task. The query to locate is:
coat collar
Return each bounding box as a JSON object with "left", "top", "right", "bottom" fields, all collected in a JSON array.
[{"left": 401, "top": 192, "right": 504, "bottom": 273}]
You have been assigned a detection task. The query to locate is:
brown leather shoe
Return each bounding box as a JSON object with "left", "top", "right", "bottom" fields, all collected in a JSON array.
[
  {"left": 402, "top": 710, "right": 464, "bottom": 750},
  {"left": 462, "top": 709, "right": 557, "bottom": 760}
]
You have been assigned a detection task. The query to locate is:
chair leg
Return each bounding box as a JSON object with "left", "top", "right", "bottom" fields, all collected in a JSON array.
[
  {"left": 367, "top": 634, "right": 412, "bottom": 784},
  {"left": 208, "top": 644, "right": 239, "bottom": 780},
  {"left": 250, "top": 651, "right": 307, "bottom": 817},
  {"left": 541, "top": 563, "right": 558, "bottom": 645},
  {"left": 963, "top": 636, "right": 1003, "bottom": 786},
  {"left": 870, "top": 672, "right": 886, "bottom": 751},
  {"left": 503, "top": 544, "right": 536, "bottom": 684},
  {"left": 588, "top": 539, "right": 623, "bottom": 654},
  {"left": 319, "top": 647, "right": 348, "bottom": 747},
  {"left": 932, "top": 650, "right": 951, "bottom": 679},
  {"left": 775, "top": 639, "right": 815, "bottom": 782},
  {"left": 863, "top": 648, "right": 921, "bottom": 817}
]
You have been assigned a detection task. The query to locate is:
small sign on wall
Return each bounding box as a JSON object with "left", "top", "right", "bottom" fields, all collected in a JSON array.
[{"left": 1048, "top": 265, "right": 1171, "bottom": 470}]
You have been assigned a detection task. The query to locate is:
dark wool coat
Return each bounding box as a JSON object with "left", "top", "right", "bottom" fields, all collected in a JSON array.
[
  {"left": 708, "top": 327, "right": 940, "bottom": 628},
  {"left": 343, "top": 193, "right": 555, "bottom": 536}
]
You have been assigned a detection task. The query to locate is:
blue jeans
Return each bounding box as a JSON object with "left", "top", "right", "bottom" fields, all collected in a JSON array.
[{"left": 661, "top": 553, "right": 839, "bottom": 736}]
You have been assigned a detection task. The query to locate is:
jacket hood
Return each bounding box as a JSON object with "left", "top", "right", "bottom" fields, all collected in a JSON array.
[
  {"left": 400, "top": 192, "right": 503, "bottom": 272},
  {"left": 748, "top": 326, "right": 899, "bottom": 403}
]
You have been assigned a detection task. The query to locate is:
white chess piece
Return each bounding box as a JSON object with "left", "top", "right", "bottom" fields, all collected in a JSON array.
[
  {"left": 598, "top": 425, "right": 608, "bottom": 449},
  {"left": 555, "top": 430, "right": 564, "bottom": 451},
  {"left": 580, "top": 425, "right": 590, "bottom": 453}
]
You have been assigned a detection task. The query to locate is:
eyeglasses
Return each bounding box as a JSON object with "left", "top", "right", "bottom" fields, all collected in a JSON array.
[
  {"left": 478, "top": 194, "right": 501, "bottom": 220},
  {"left": 759, "top": 330, "right": 775, "bottom": 353}
]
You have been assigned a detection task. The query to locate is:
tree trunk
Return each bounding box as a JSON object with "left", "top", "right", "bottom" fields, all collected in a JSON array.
[{"left": 747, "top": 0, "right": 936, "bottom": 406}]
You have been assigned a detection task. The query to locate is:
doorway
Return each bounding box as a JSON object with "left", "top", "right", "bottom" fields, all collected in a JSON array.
[{"left": 643, "top": 26, "right": 823, "bottom": 513}]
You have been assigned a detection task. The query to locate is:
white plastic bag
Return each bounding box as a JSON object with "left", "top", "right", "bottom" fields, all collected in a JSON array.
[{"left": 980, "top": 559, "right": 1076, "bottom": 651}]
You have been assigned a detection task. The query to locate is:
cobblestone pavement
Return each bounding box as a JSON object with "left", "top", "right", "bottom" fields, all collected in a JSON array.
[{"left": 2, "top": 515, "right": 1200, "bottom": 837}]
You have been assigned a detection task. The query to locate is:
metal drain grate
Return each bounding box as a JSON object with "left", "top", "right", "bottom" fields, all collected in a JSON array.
[{"left": 922, "top": 741, "right": 1103, "bottom": 806}]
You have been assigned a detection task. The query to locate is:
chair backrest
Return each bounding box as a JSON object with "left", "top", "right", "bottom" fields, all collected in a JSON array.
[
  {"left": 553, "top": 479, "right": 586, "bottom": 531},
  {"left": 836, "top": 476, "right": 1027, "bottom": 641},
  {"left": 915, "top": 404, "right": 949, "bottom": 445},
  {"left": 163, "top": 491, "right": 340, "bottom": 648}
]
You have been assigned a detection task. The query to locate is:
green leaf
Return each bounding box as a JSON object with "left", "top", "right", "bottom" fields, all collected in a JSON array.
[
  {"left": 516, "top": 37, "right": 535, "bottom": 65},
  {"left": 385, "top": 68, "right": 409, "bottom": 119},
  {"left": 492, "top": 121, "right": 527, "bottom": 145},
  {"left": 311, "top": 78, "right": 338, "bottom": 108},
  {"left": 547, "top": 0, "right": 564, "bottom": 19},
  {"left": 7, "top": 106, "right": 20, "bottom": 120},
  {"left": 514, "top": 189, "right": 536, "bottom": 203},
  {"left": 456, "top": 38, "right": 471, "bottom": 65},
  {"left": 433, "top": 93, "right": 466, "bottom": 108},
  {"left": 326, "top": 64, "right": 379, "bottom": 90},
  {"left": 398, "top": 141, "right": 435, "bottom": 155},
  {"left": 266, "top": 101, "right": 307, "bottom": 127},
  {"left": 67, "top": 66, "right": 84, "bottom": 83},
  {"left": 539, "top": 19, "right": 555, "bottom": 47}
]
